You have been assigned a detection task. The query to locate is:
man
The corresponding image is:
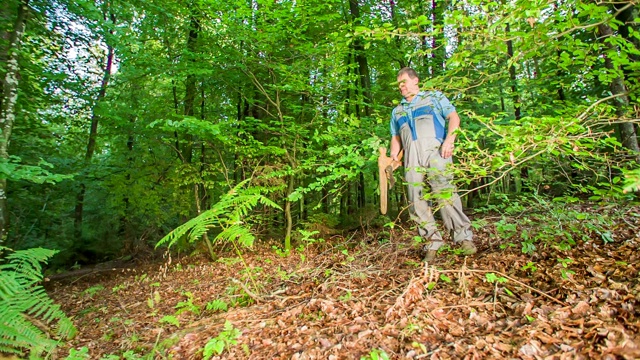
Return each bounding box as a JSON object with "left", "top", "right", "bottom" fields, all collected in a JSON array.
[{"left": 389, "top": 67, "right": 476, "bottom": 262}]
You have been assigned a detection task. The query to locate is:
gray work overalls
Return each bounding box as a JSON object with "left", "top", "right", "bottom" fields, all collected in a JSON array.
[{"left": 391, "top": 91, "right": 473, "bottom": 251}]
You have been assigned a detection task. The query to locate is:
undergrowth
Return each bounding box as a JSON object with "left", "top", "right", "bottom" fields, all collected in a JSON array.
[{"left": 0, "top": 247, "right": 76, "bottom": 358}]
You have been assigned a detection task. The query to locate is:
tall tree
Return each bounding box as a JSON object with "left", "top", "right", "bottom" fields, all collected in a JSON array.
[
  {"left": 73, "top": 8, "right": 116, "bottom": 239},
  {"left": 0, "top": 0, "right": 29, "bottom": 240},
  {"left": 182, "top": 4, "right": 200, "bottom": 164},
  {"left": 598, "top": 22, "right": 640, "bottom": 162},
  {"left": 430, "top": 0, "right": 446, "bottom": 75},
  {"left": 348, "top": 0, "right": 373, "bottom": 117},
  {"left": 505, "top": 22, "right": 521, "bottom": 121}
]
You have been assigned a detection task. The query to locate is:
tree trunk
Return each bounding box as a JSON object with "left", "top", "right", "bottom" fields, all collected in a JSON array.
[
  {"left": 119, "top": 84, "right": 137, "bottom": 247},
  {"left": 284, "top": 171, "right": 294, "bottom": 251},
  {"left": 182, "top": 11, "right": 200, "bottom": 164},
  {"left": 615, "top": 4, "right": 640, "bottom": 79},
  {"left": 171, "top": 79, "right": 181, "bottom": 158},
  {"left": 505, "top": 23, "right": 521, "bottom": 120},
  {"left": 431, "top": 0, "right": 445, "bottom": 76},
  {"left": 505, "top": 22, "right": 527, "bottom": 192},
  {"left": 598, "top": 23, "right": 640, "bottom": 161},
  {"left": 389, "top": 0, "right": 406, "bottom": 69},
  {"left": 348, "top": 0, "right": 372, "bottom": 117},
  {"left": 197, "top": 82, "right": 214, "bottom": 256},
  {"left": 556, "top": 49, "right": 566, "bottom": 101},
  {"left": 0, "top": 0, "right": 29, "bottom": 241},
  {"left": 74, "top": 11, "right": 115, "bottom": 239},
  {"left": 344, "top": 52, "right": 353, "bottom": 115}
]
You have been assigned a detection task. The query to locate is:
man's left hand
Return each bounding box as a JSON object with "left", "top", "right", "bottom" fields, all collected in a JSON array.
[{"left": 440, "top": 139, "right": 455, "bottom": 159}]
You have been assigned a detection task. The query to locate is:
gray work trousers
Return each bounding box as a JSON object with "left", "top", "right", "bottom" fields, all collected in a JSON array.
[{"left": 404, "top": 142, "right": 473, "bottom": 251}]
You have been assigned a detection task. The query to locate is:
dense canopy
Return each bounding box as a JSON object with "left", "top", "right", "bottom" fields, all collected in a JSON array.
[{"left": 0, "top": 0, "right": 639, "bottom": 358}]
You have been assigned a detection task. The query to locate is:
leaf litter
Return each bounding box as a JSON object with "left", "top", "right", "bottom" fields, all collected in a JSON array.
[{"left": 48, "top": 208, "right": 640, "bottom": 359}]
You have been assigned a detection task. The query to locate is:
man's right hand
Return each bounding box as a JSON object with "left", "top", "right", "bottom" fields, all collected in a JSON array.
[{"left": 390, "top": 135, "right": 402, "bottom": 162}]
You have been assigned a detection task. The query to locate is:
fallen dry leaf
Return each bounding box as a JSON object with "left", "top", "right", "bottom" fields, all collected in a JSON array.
[{"left": 47, "top": 205, "right": 640, "bottom": 359}]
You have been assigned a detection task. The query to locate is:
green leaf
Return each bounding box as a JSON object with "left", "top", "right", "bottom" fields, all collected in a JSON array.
[
  {"left": 485, "top": 273, "right": 499, "bottom": 283},
  {"left": 159, "top": 315, "right": 180, "bottom": 327},
  {"left": 203, "top": 338, "right": 225, "bottom": 359}
]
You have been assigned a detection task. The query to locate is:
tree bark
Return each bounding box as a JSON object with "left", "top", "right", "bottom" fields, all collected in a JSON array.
[
  {"left": 615, "top": 4, "right": 640, "bottom": 78},
  {"left": 344, "top": 52, "right": 352, "bottom": 115},
  {"left": 388, "top": 0, "right": 406, "bottom": 69},
  {"left": 0, "top": 0, "right": 29, "bottom": 241},
  {"left": 182, "top": 11, "right": 200, "bottom": 164},
  {"left": 505, "top": 23, "right": 521, "bottom": 120},
  {"left": 284, "top": 168, "right": 294, "bottom": 251},
  {"left": 74, "top": 11, "right": 116, "bottom": 239},
  {"left": 348, "top": 0, "right": 372, "bottom": 117},
  {"left": 171, "top": 79, "right": 181, "bottom": 158},
  {"left": 431, "top": 0, "right": 446, "bottom": 76},
  {"left": 346, "top": 0, "right": 371, "bottom": 213},
  {"left": 598, "top": 23, "right": 640, "bottom": 162}
]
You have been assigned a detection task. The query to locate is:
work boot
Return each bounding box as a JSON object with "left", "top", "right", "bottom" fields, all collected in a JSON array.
[
  {"left": 423, "top": 250, "right": 438, "bottom": 263},
  {"left": 460, "top": 241, "right": 477, "bottom": 255}
]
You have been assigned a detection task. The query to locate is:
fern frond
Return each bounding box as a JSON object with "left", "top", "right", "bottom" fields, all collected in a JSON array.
[
  {"left": 258, "top": 196, "right": 282, "bottom": 211},
  {"left": 0, "top": 247, "right": 76, "bottom": 356},
  {"left": 0, "top": 304, "right": 56, "bottom": 352},
  {"left": 214, "top": 224, "right": 256, "bottom": 248},
  {"left": 156, "top": 179, "right": 279, "bottom": 252},
  {"left": 155, "top": 208, "right": 223, "bottom": 248},
  {"left": 3, "top": 248, "right": 57, "bottom": 281}
]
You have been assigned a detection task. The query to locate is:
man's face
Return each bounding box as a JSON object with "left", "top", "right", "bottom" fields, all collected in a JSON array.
[{"left": 397, "top": 73, "right": 419, "bottom": 100}]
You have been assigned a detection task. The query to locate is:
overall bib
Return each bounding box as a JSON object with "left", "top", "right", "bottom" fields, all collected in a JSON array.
[{"left": 392, "top": 92, "right": 473, "bottom": 251}]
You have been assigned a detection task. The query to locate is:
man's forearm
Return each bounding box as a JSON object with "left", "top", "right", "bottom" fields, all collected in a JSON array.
[
  {"left": 446, "top": 111, "right": 461, "bottom": 142},
  {"left": 390, "top": 136, "right": 402, "bottom": 160}
]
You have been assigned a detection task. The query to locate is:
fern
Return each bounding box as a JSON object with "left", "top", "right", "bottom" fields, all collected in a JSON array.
[
  {"left": 0, "top": 247, "right": 77, "bottom": 357},
  {"left": 156, "top": 180, "right": 281, "bottom": 250},
  {"left": 159, "top": 315, "right": 180, "bottom": 327}
]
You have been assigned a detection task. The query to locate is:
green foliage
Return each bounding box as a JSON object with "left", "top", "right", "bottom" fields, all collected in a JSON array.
[
  {"left": 623, "top": 168, "right": 640, "bottom": 194},
  {"left": 0, "top": 156, "right": 73, "bottom": 184},
  {"left": 206, "top": 299, "right": 228, "bottom": 313},
  {"left": 4, "top": 0, "right": 639, "bottom": 272},
  {"left": 147, "top": 291, "right": 161, "bottom": 310},
  {"left": 485, "top": 273, "right": 507, "bottom": 284},
  {"left": 338, "top": 291, "right": 352, "bottom": 302},
  {"left": 65, "top": 346, "right": 151, "bottom": 360},
  {"left": 360, "top": 348, "right": 390, "bottom": 360},
  {"left": 476, "top": 193, "right": 622, "bottom": 254},
  {"left": 521, "top": 262, "right": 538, "bottom": 273},
  {"left": 272, "top": 245, "right": 291, "bottom": 258},
  {"left": 65, "top": 347, "right": 90, "bottom": 360},
  {"left": 175, "top": 292, "right": 200, "bottom": 316},
  {"left": 83, "top": 285, "right": 105, "bottom": 297},
  {"left": 557, "top": 258, "right": 576, "bottom": 279},
  {"left": 159, "top": 315, "right": 180, "bottom": 328},
  {"left": 156, "top": 180, "right": 281, "bottom": 253},
  {"left": 202, "top": 321, "right": 241, "bottom": 359},
  {"left": 0, "top": 247, "right": 77, "bottom": 356},
  {"left": 297, "top": 230, "right": 322, "bottom": 245}
]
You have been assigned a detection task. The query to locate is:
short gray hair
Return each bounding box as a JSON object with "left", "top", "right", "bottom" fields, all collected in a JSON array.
[{"left": 398, "top": 67, "right": 419, "bottom": 79}]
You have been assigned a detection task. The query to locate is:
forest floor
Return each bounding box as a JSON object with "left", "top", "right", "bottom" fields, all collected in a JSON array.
[{"left": 48, "top": 205, "right": 640, "bottom": 360}]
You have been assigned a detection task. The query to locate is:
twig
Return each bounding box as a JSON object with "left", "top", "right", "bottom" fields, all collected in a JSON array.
[
  {"left": 439, "top": 268, "right": 567, "bottom": 306},
  {"left": 231, "top": 277, "right": 265, "bottom": 303},
  {"left": 230, "top": 278, "right": 291, "bottom": 304},
  {"left": 577, "top": 93, "right": 629, "bottom": 121}
]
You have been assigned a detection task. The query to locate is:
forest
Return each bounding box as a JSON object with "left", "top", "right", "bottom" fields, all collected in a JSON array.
[{"left": 1, "top": 0, "right": 639, "bottom": 358}]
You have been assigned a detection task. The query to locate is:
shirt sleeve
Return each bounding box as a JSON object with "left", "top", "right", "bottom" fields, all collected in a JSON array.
[
  {"left": 390, "top": 108, "right": 399, "bottom": 136},
  {"left": 431, "top": 91, "right": 456, "bottom": 119}
]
